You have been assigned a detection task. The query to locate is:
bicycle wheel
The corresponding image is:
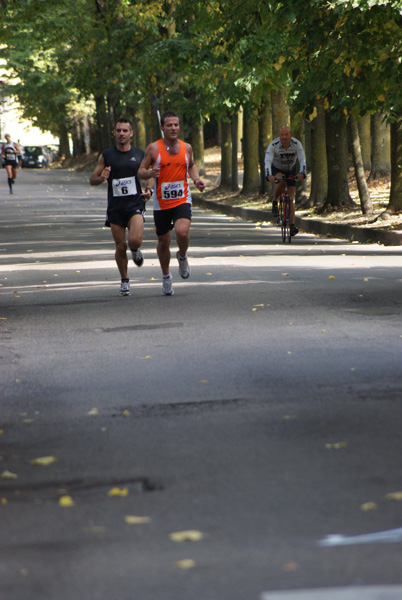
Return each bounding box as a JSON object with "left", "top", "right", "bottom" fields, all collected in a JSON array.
[
  {"left": 279, "top": 198, "right": 286, "bottom": 242},
  {"left": 284, "top": 197, "right": 291, "bottom": 243}
]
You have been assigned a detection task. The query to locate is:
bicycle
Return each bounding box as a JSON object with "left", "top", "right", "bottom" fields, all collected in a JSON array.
[{"left": 276, "top": 175, "right": 295, "bottom": 243}]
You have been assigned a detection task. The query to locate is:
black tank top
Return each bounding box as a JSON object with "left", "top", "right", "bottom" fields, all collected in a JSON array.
[{"left": 102, "top": 146, "right": 144, "bottom": 210}]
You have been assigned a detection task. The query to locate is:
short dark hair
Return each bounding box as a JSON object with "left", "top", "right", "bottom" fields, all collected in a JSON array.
[
  {"left": 160, "top": 111, "right": 179, "bottom": 126},
  {"left": 115, "top": 117, "right": 133, "bottom": 130}
]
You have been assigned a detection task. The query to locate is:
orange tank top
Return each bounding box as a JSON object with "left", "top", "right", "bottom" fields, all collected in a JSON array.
[{"left": 153, "top": 139, "right": 191, "bottom": 210}]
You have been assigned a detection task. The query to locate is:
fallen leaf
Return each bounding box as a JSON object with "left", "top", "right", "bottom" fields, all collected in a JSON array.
[
  {"left": 386, "top": 491, "right": 402, "bottom": 501},
  {"left": 325, "top": 442, "right": 347, "bottom": 449},
  {"left": 254, "top": 304, "right": 264, "bottom": 307},
  {"left": 1, "top": 470, "right": 18, "bottom": 480},
  {"left": 124, "top": 515, "right": 151, "bottom": 525},
  {"left": 87, "top": 408, "right": 99, "bottom": 415},
  {"left": 31, "top": 456, "right": 57, "bottom": 466},
  {"left": 170, "top": 530, "right": 204, "bottom": 542},
  {"left": 361, "top": 502, "right": 377, "bottom": 511},
  {"left": 108, "top": 487, "right": 129, "bottom": 497},
  {"left": 175, "top": 559, "right": 196, "bottom": 569},
  {"left": 139, "top": 355, "right": 152, "bottom": 359},
  {"left": 283, "top": 561, "right": 299, "bottom": 572},
  {"left": 200, "top": 380, "right": 208, "bottom": 384},
  {"left": 59, "top": 495, "right": 75, "bottom": 507},
  {"left": 328, "top": 275, "right": 335, "bottom": 279},
  {"left": 1, "top": 497, "right": 8, "bottom": 504},
  {"left": 0, "top": 430, "right": 4, "bottom": 435},
  {"left": 281, "top": 273, "right": 289, "bottom": 277},
  {"left": 122, "top": 410, "right": 131, "bottom": 417}
]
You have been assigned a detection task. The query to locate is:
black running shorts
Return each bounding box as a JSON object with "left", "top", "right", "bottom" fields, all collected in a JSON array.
[{"left": 153, "top": 203, "right": 192, "bottom": 236}]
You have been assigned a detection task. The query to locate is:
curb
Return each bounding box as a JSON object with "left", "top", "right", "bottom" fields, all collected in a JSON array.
[{"left": 192, "top": 197, "right": 402, "bottom": 246}]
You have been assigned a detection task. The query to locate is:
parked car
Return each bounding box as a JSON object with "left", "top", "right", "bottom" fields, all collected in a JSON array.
[{"left": 22, "top": 146, "right": 51, "bottom": 168}]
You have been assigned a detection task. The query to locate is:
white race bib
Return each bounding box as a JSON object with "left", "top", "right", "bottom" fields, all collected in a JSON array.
[
  {"left": 161, "top": 180, "right": 185, "bottom": 200},
  {"left": 112, "top": 177, "right": 137, "bottom": 197}
]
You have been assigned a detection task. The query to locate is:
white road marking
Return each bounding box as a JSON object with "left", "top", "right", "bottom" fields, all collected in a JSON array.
[
  {"left": 260, "top": 585, "right": 402, "bottom": 599},
  {"left": 318, "top": 527, "right": 402, "bottom": 547}
]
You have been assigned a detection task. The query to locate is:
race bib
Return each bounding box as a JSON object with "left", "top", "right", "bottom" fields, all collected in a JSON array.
[
  {"left": 112, "top": 177, "right": 137, "bottom": 197},
  {"left": 161, "top": 180, "right": 185, "bottom": 200},
  {"left": 5, "top": 149, "right": 17, "bottom": 161}
]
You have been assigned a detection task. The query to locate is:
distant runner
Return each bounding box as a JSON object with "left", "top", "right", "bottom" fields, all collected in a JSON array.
[{"left": 1, "top": 134, "right": 21, "bottom": 195}]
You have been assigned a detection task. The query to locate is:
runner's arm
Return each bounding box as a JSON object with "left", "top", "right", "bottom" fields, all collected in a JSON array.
[
  {"left": 89, "top": 153, "right": 110, "bottom": 186},
  {"left": 138, "top": 143, "right": 159, "bottom": 180},
  {"left": 186, "top": 143, "right": 205, "bottom": 191}
]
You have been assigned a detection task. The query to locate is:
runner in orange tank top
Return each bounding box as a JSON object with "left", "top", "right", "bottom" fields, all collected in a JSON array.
[{"left": 139, "top": 111, "right": 205, "bottom": 296}]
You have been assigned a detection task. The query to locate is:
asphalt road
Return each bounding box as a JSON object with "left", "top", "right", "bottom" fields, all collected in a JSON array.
[{"left": 1, "top": 168, "right": 402, "bottom": 600}]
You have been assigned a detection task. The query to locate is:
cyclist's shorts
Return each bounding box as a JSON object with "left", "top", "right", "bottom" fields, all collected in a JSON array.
[
  {"left": 272, "top": 165, "right": 297, "bottom": 186},
  {"left": 153, "top": 203, "right": 192, "bottom": 236}
]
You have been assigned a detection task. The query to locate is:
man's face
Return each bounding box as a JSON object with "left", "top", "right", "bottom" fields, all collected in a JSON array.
[
  {"left": 114, "top": 123, "right": 133, "bottom": 145},
  {"left": 279, "top": 128, "right": 291, "bottom": 147},
  {"left": 161, "top": 117, "right": 180, "bottom": 139}
]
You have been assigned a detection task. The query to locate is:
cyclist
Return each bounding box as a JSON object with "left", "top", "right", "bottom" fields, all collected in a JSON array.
[{"left": 264, "top": 126, "right": 306, "bottom": 237}]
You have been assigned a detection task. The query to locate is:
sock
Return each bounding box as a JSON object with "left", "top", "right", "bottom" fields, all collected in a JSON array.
[
  {"left": 8, "top": 178, "right": 13, "bottom": 190},
  {"left": 163, "top": 273, "right": 171, "bottom": 279},
  {"left": 121, "top": 278, "right": 129, "bottom": 283}
]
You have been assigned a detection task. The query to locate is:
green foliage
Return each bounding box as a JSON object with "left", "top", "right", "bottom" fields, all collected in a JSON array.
[{"left": 2, "top": 0, "right": 402, "bottom": 139}]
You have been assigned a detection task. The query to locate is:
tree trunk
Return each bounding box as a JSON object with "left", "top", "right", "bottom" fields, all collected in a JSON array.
[
  {"left": 349, "top": 114, "right": 373, "bottom": 215},
  {"left": 292, "top": 117, "right": 308, "bottom": 207},
  {"left": 58, "top": 123, "right": 71, "bottom": 159},
  {"left": 318, "top": 112, "right": 352, "bottom": 212},
  {"left": 387, "top": 111, "right": 402, "bottom": 215},
  {"left": 258, "top": 96, "right": 272, "bottom": 194},
  {"left": 308, "top": 99, "right": 327, "bottom": 208},
  {"left": 271, "top": 87, "right": 290, "bottom": 138},
  {"left": 231, "top": 113, "right": 239, "bottom": 192},
  {"left": 133, "top": 107, "right": 146, "bottom": 150},
  {"left": 220, "top": 119, "right": 232, "bottom": 186},
  {"left": 94, "top": 94, "right": 112, "bottom": 151},
  {"left": 192, "top": 116, "right": 205, "bottom": 176},
  {"left": 357, "top": 114, "right": 371, "bottom": 172},
  {"left": 369, "top": 112, "right": 391, "bottom": 180},
  {"left": 242, "top": 102, "right": 260, "bottom": 194}
]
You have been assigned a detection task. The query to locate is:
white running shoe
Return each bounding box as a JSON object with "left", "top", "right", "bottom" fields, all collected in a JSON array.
[
  {"left": 162, "top": 274, "right": 174, "bottom": 296},
  {"left": 131, "top": 248, "right": 144, "bottom": 267},
  {"left": 119, "top": 280, "right": 130, "bottom": 296},
  {"left": 176, "top": 251, "right": 190, "bottom": 279}
]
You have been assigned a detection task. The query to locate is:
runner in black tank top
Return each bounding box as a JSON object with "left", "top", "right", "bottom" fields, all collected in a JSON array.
[{"left": 89, "top": 119, "right": 152, "bottom": 296}]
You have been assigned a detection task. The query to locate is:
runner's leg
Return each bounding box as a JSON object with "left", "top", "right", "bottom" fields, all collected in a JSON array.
[
  {"left": 127, "top": 213, "right": 144, "bottom": 251},
  {"left": 110, "top": 224, "right": 128, "bottom": 280},
  {"left": 174, "top": 217, "right": 191, "bottom": 258},
  {"left": 157, "top": 230, "right": 172, "bottom": 276}
]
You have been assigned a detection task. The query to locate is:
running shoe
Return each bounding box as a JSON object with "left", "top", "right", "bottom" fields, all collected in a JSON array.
[
  {"left": 119, "top": 280, "right": 130, "bottom": 296},
  {"left": 272, "top": 201, "right": 279, "bottom": 217},
  {"left": 176, "top": 251, "right": 190, "bottom": 279},
  {"left": 131, "top": 248, "right": 144, "bottom": 267},
  {"left": 162, "top": 274, "right": 174, "bottom": 296},
  {"left": 290, "top": 224, "right": 299, "bottom": 237}
]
